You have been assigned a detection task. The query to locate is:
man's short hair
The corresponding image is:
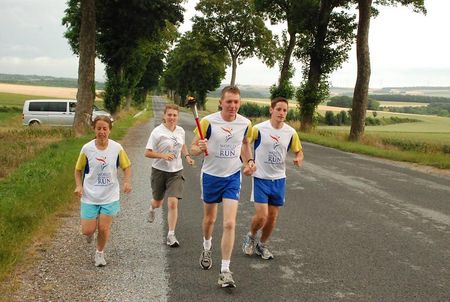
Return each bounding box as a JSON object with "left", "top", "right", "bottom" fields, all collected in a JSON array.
[
  {"left": 271, "top": 96, "right": 288, "bottom": 108},
  {"left": 220, "top": 85, "right": 241, "bottom": 99}
]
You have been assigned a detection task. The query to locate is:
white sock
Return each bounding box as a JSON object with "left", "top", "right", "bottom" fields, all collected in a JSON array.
[
  {"left": 168, "top": 230, "right": 175, "bottom": 236},
  {"left": 96, "top": 250, "right": 103, "bottom": 254},
  {"left": 221, "top": 260, "right": 230, "bottom": 273},
  {"left": 203, "top": 237, "right": 212, "bottom": 251}
]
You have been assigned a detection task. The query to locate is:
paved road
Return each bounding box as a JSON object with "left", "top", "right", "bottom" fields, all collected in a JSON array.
[
  {"left": 10, "top": 96, "right": 450, "bottom": 301},
  {"left": 164, "top": 97, "right": 450, "bottom": 301}
]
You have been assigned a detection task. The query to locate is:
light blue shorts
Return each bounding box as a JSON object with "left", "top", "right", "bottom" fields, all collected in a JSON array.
[
  {"left": 251, "top": 177, "right": 286, "bottom": 206},
  {"left": 201, "top": 170, "right": 241, "bottom": 203},
  {"left": 80, "top": 200, "right": 120, "bottom": 219}
]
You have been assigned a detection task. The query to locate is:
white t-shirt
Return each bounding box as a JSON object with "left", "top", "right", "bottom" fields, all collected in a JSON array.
[
  {"left": 75, "top": 139, "right": 131, "bottom": 205},
  {"left": 252, "top": 120, "right": 302, "bottom": 180},
  {"left": 194, "top": 112, "right": 252, "bottom": 177},
  {"left": 146, "top": 123, "right": 185, "bottom": 172}
]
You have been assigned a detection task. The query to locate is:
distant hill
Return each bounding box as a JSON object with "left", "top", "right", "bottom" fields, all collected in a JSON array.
[{"left": 0, "top": 73, "right": 105, "bottom": 89}]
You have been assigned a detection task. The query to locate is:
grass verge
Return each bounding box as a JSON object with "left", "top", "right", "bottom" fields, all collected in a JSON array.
[
  {"left": 0, "top": 105, "right": 151, "bottom": 282},
  {"left": 300, "top": 129, "right": 450, "bottom": 169}
]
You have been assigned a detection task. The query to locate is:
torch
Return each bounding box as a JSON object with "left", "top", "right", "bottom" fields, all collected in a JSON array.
[{"left": 187, "top": 96, "right": 208, "bottom": 156}]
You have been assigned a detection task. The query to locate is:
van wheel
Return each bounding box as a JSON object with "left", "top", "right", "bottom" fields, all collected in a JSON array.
[{"left": 29, "top": 121, "right": 40, "bottom": 127}]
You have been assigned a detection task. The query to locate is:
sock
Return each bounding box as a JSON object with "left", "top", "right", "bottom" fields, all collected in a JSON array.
[
  {"left": 203, "top": 237, "right": 212, "bottom": 251},
  {"left": 168, "top": 230, "right": 175, "bottom": 236},
  {"left": 96, "top": 250, "right": 103, "bottom": 254},
  {"left": 221, "top": 260, "right": 230, "bottom": 273}
]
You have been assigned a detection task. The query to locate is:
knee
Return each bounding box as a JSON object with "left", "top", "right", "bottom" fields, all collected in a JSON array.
[
  {"left": 152, "top": 200, "right": 162, "bottom": 209},
  {"left": 97, "top": 224, "right": 110, "bottom": 234},
  {"left": 168, "top": 202, "right": 178, "bottom": 211},
  {"left": 223, "top": 219, "right": 236, "bottom": 231},
  {"left": 203, "top": 216, "right": 216, "bottom": 227},
  {"left": 254, "top": 213, "right": 267, "bottom": 225},
  {"left": 81, "top": 228, "right": 95, "bottom": 236}
]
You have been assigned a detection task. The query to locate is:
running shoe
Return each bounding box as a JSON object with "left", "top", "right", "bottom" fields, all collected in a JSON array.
[
  {"left": 166, "top": 234, "right": 180, "bottom": 247},
  {"left": 218, "top": 271, "right": 236, "bottom": 288},
  {"left": 242, "top": 233, "right": 256, "bottom": 255},
  {"left": 95, "top": 251, "right": 107, "bottom": 267},
  {"left": 255, "top": 242, "right": 274, "bottom": 260},
  {"left": 148, "top": 209, "right": 156, "bottom": 223},
  {"left": 199, "top": 249, "right": 212, "bottom": 270}
]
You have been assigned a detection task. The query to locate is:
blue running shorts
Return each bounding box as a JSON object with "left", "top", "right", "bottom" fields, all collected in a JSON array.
[
  {"left": 201, "top": 170, "right": 241, "bottom": 203},
  {"left": 251, "top": 177, "right": 286, "bottom": 206},
  {"left": 80, "top": 200, "right": 120, "bottom": 219}
]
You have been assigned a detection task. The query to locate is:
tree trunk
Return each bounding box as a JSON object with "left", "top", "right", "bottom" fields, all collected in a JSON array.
[
  {"left": 230, "top": 56, "right": 237, "bottom": 86},
  {"left": 278, "top": 29, "right": 296, "bottom": 87},
  {"left": 349, "top": 0, "right": 372, "bottom": 141},
  {"left": 124, "top": 94, "right": 132, "bottom": 111},
  {"left": 300, "top": 0, "right": 333, "bottom": 132},
  {"left": 74, "top": 0, "right": 96, "bottom": 136}
]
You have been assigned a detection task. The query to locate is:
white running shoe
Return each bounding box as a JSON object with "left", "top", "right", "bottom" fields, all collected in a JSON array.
[
  {"left": 199, "top": 249, "right": 212, "bottom": 270},
  {"left": 166, "top": 234, "right": 180, "bottom": 247},
  {"left": 242, "top": 233, "right": 256, "bottom": 256},
  {"left": 218, "top": 271, "right": 236, "bottom": 288},
  {"left": 95, "top": 251, "right": 107, "bottom": 267}
]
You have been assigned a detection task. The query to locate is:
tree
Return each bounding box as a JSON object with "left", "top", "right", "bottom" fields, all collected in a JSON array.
[
  {"left": 73, "top": 0, "right": 96, "bottom": 136},
  {"left": 63, "top": 0, "right": 184, "bottom": 113},
  {"left": 349, "top": 0, "right": 425, "bottom": 140},
  {"left": 193, "top": 0, "right": 277, "bottom": 86},
  {"left": 162, "top": 31, "right": 228, "bottom": 109},
  {"left": 295, "top": 0, "right": 356, "bottom": 132},
  {"left": 254, "top": 0, "right": 309, "bottom": 99}
]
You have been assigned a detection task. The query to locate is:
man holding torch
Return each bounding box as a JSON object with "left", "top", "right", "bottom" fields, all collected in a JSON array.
[{"left": 189, "top": 86, "right": 255, "bottom": 288}]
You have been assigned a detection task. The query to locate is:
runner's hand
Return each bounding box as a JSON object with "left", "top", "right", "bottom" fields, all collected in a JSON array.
[
  {"left": 74, "top": 186, "right": 83, "bottom": 198},
  {"left": 123, "top": 182, "right": 132, "bottom": 193}
]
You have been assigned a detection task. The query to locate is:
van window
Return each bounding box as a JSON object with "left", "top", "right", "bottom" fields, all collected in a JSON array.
[
  {"left": 48, "top": 102, "right": 67, "bottom": 112},
  {"left": 29, "top": 102, "right": 48, "bottom": 111},
  {"left": 69, "top": 102, "right": 76, "bottom": 112}
]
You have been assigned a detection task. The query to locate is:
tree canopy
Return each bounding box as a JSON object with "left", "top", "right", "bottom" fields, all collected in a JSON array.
[{"left": 193, "top": 0, "right": 277, "bottom": 86}]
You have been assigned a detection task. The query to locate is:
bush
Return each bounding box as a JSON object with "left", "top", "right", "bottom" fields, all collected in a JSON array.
[{"left": 239, "top": 102, "right": 270, "bottom": 118}]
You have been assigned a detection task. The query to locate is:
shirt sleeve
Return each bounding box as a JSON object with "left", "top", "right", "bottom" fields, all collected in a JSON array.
[
  {"left": 250, "top": 125, "right": 258, "bottom": 143},
  {"left": 118, "top": 149, "right": 131, "bottom": 169},
  {"left": 193, "top": 118, "right": 210, "bottom": 139},
  {"left": 75, "top": 152, "right": 87, "bottom": 171},
  {"left": 145, "top": 131, "right": 157, "bottom": 150},
  {"left": 290, "top": 131, "right": 302, "bottom": 153},
  {"left": 245, "top": 122, "right": 253, "bottom": 142}
]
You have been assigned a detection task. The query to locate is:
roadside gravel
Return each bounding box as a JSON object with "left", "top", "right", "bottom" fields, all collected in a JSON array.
[{"left": 10, "top": 97, "right": 169, "bottom": 301}]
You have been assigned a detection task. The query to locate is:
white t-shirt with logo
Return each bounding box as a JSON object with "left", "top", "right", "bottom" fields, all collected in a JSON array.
[
  {"left": 194, "top": 111, "right": 252, "bottom": 177},
  {"left": 146, "top": 123, "right": 185, "bottom": 172},
  {"left": 75, "top": 139, "right": 131, "bottom": 205},
  {"left": 252, "top": 120, "right": 302, "bottom": 180}
]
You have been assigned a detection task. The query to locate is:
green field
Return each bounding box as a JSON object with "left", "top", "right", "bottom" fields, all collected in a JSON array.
[{"left": 0, "top": 92, "right": 60, "bottom": 107}]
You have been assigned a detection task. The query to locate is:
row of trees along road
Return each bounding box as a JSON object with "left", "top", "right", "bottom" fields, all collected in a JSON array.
[
  {"left": 66, "top": 0, "right": 425, "bottom": 140},
  {"left": 62, "top": 0, "right": 183, "bottom": 136}
]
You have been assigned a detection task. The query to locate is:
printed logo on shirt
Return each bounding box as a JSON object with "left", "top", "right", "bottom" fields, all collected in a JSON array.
[
  {"left": 95, "top": 156, "right": 112, "bottom": 186},
  {"left": 266, "top": 134, "right": 283, "bottom": 164},
  {"left": 221, "top": 127, "right": 233, "bottom": 142},
  {"left": 169, "top": 135, "right": 180, "bottom": 158},
  {"left": 96, "top": 156, "right": 109, "bottom": 171}
]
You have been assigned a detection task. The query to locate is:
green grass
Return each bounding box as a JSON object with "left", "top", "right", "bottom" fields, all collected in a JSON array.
[
  {"left": 300, "top": 130, "right": 450, "bottom": 169},
  {"left": 0, "top": 100, "right": 152, "bottom": 281},
  {"left": 0, "top": 92, "right": 60, "bottom": 107}
]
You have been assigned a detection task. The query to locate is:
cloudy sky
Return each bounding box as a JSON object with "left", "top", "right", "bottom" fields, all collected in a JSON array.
[{"left": 0, "top": 0, "right": 449, "bottom": 88}]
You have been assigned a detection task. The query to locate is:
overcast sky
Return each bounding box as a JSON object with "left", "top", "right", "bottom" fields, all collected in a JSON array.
[{"left": 0, "top": 0, "right": 448, "bottom": 88}]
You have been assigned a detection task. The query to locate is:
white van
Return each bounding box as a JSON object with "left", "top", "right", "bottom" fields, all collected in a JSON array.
[{"left": 22, "top": 99, "right": 113, "bottom": 127}]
